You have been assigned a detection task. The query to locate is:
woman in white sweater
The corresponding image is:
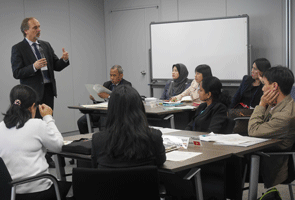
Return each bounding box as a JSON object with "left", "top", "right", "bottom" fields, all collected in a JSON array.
[{"left": 0, "top": 85, "right": 70, "bottom": 200}]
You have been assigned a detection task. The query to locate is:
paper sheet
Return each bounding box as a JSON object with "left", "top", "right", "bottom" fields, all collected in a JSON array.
[
  {"left": 199, "top": 133, "right": 269, "bottom": 147},
  {"left": 85, "top": 84, "right": 104, "bottom": 101},
  {"left": 163, "top": 106, "right": 195, "bottom": 110},
  {"left": 166, "top": 151, "right": 202, "bottom": 161},
  {"left": 162, "top": 135, "right": 190, "bottom": 149},
  {"left": 82, "top": 102, "right": 108, "bottom": 108},
  {"left": 181, "top": 96, "right": 192, "bottom": 102},
  {"left": 93, "top": 84, "right": 112, "bottom": 94}
]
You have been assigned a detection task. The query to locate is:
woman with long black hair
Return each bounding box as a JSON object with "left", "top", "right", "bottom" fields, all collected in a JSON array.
[{"left": 91, "top": 85, "right": 166, "bottom": 168}]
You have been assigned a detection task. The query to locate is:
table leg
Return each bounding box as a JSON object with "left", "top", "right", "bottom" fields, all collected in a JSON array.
[
  {"left": 170, "top": 114, "right": 175, "bottom": 129},
  {"left": 53, "top": 154, "right": 66, "bottom": 181},
  {"left": 86, "top": 113, "right": 93, "bottom": 133},
  {"left": 248, "top": 154, "right": 260, "bottom": 200},
  {"left": 183, "top": 168, "right": 203, "bottom": 200},
  {"left": 164, "top": 114, "right": 175, "bottom": 129}
]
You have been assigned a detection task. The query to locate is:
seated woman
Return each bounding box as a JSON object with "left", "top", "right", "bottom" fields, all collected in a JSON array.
[
  {"left": 91, "top": 85, "right": 166, "bottom": 168},
  {"left": 185, "top": 76, "right": 231, "bottom": 133},
  {"left": 230, "top": 58, "right": 271, "bottom": 109},
  {"left": 160, "top": 63, "right": 190, "bottom": 100},
  {"left": 170, "top": 64, "right": 212, "bottom": 103},
  {"left": 0, "top": 85, "right": 70, "bottom": 200}
]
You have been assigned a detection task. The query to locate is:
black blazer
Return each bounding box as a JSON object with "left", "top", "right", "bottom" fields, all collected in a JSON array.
[
  {"left": 103, "top": 78, "right": 132, "bottom": 90},
  {"left": 91, "top": 128, "right": 166, "bottom": 168},
  {"left": 230, "top": 75, "right": 263, "bottom": 108},
  {"left": 185, "top": 102, "right": 228, "bottom": 133},
  {"left": 11, "top": 39, "right": 69, "bottom": 100}
]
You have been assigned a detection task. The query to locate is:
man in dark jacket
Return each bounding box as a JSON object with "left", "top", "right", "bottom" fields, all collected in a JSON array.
[{"left": 77, "top": 65, "right": 132, "bottom": 134}]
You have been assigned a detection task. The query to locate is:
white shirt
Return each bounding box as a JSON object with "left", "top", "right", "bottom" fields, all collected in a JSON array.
[{"left": 0, "top": 115, "right": 63, "bottom": 194}]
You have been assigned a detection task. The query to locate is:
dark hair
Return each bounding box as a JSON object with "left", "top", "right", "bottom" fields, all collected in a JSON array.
[
  {"left": 253, "top": 58, "right": 271, "bottom": 74},
  {"left": 195, "top": 64, "right": 212, "bottom": 78},
  {"left": 202, "top": 76, "right": 231, "bottom": 107},
  {"left": 263, "top": 66, "right": 294, "bottom": 96},
  {"left": 104, "top": 85, "right": 154, "bottom": 160},
  {"left": 20, "top": 17, "right": 34, "bottom": 37},
  {"left": 3, "top": 85, "right": 38, "bottom": 129}
]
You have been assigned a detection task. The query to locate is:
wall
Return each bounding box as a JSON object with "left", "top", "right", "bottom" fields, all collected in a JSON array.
[
  {"left": 0, "top": 0, "right": 106, "bottom": 133},
  {"left": 104, "top": 0, "right": 293, "bottom": 98}
]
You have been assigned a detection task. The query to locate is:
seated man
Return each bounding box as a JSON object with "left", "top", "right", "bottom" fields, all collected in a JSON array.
[
  {"left": 248, "top": 66, "right": 295, "bottom": 188},
  {"left": 77, "top": 65, "right": 132, "bottom": 134}
]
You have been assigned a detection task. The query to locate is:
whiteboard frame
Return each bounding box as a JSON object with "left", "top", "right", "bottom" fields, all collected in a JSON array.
[{"left": 149, "top": 15, "right": 250, "bottom": 83}]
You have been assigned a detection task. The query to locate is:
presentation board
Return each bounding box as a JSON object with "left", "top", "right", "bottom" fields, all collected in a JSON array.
[{"left": 150, "top": 15, "right": 249, "bottom": 81}]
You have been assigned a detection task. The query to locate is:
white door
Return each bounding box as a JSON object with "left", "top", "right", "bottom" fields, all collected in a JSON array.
[{"left": 108, "top": 7, "right": 159, "bottom": 97}]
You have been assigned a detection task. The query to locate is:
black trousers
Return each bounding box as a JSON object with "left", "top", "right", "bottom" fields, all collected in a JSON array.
[
  {"left": 15, "top": 181, "right": 71, "bottom": 200},
  {"left": 77, "top": 113, "right": 106, "bottom": 134},
  {"left": 35, "top": 83, "right": 54, "bottom": 119},
  {"left": 34, "top": 83, "right": 55, "bottom": 162}
]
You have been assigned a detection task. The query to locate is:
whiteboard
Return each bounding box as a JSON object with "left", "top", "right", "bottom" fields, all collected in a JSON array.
[{"left": 150, "top": 15, "right": 249, "bottom": 81}]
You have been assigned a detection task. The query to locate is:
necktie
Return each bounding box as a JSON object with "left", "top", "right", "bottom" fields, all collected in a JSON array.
[
  {"left": 32, "top": 43, "right": 41, "bottom": 59},
  {"left": 32, "top": 43, "right": 50, "bottom": 83}
]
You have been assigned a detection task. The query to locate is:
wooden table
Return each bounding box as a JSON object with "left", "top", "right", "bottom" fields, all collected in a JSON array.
[{"left": 53, "top": 131, "right": 281, "bottom": 200}]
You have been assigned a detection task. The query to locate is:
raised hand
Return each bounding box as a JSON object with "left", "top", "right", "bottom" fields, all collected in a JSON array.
[{"left": 61, "top": 48, "right": 69, "bottom": 60}]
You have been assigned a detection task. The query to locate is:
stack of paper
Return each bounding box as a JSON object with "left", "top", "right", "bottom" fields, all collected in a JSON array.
[{"left": 199, "top": 133, "right": 269, "bottom": 147}]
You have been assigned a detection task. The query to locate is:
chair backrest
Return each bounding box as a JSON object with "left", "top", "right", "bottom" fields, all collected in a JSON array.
[
  {"left": 73, "top": 165, "right": 160, "bottom": 200},
  {"left": 228, "top": 109, "right": 253, "bottom": 135},
  {"left": 0, "top": 157, "right": 12, "bottom": 200},
  {"left": 222, "top": 117, "right": 236, "bottom": 134}
]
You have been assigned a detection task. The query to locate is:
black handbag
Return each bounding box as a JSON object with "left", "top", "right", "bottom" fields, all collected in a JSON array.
[
  {"left": 228, "top": 109, "right": 254, "bottom": 135},
  {"left": 62, "top": 138, "right": 92, "bottom": 155}
]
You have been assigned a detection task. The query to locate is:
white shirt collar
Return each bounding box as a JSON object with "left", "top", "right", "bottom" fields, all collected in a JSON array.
[{"left": 25, "top": 38, "right": 39, "bottom": 46}]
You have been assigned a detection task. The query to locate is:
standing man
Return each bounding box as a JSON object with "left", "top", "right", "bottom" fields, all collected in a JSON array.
[
  {"left": 77, "top": 65, "right": 132, "bottom": 134},
  {"left": 11, "top": 17, "right": 70, "bottom": 168},
  {"left": 11, "top": 17, "right": 69, "bottom": 118}
]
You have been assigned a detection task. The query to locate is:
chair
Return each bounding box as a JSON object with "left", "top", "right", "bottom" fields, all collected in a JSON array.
[
  {"left": 0, "top": 157, "right": 61, "bottom": 200},
  {"left": 72, "top": 165, "right": 161, "bottom": 200},
  {"left": 260, "top": 145, "right": 295, "bottom": 200},
  {"left": 223, "top": 117, "right": 236, "bottom": 134}
]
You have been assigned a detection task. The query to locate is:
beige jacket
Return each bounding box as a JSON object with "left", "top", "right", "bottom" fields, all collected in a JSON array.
[
  {"left": 248, "top": 95, "right": 295, "bottom": 188},
  {"left": 174, "top": 79, "right": 202, "bottom": 103}
]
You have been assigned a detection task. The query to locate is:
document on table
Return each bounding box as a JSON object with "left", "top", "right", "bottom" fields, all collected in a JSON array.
[
  {"left": 162, "top": 135, "right": 190, "bottom": 149},
  {"left": 82, "top": 102, "right": 108, "bottom": 108},
  {"left": 199, "top": 133, "right": 269, "bottom": 147},
  {"left": 150, "top": 126, "right": 181, "bottom": 134},
  {"left": 166, "top": 151, "right": 202, "bottom": 162},
  {"left": 163, "top": 105, "right": 195, "bottom": 110}
]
